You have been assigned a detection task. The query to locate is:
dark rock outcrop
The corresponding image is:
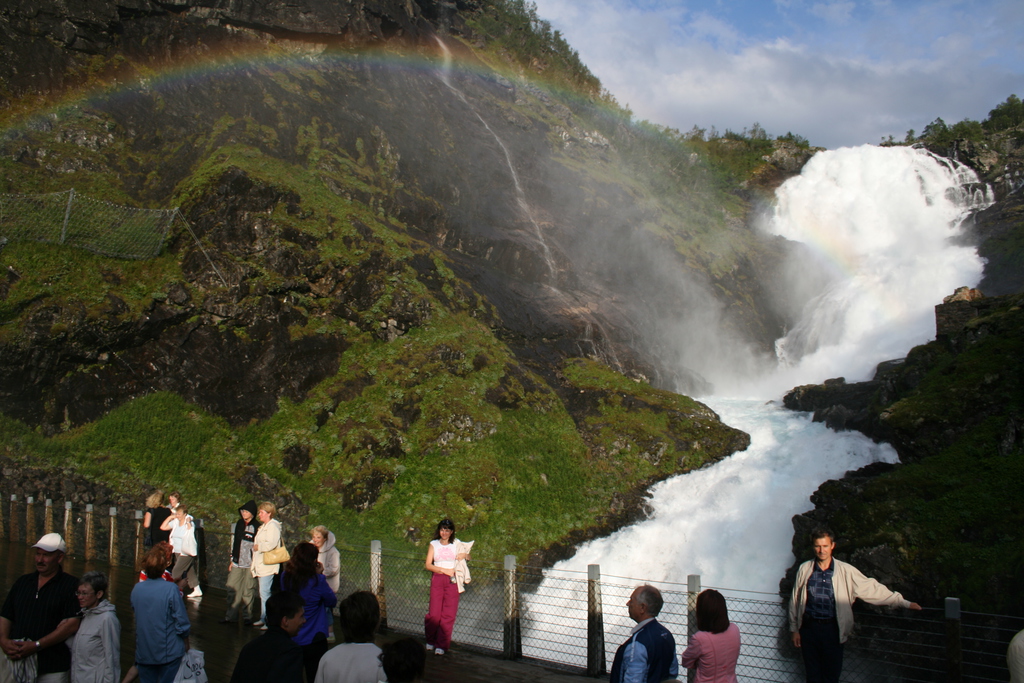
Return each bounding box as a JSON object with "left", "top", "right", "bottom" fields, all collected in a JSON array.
[
  {"left": 781, "top": 291, "right": 1024, "bottom": 611},
  {"left": 0, "top": 170, "right": 351, "bottom": 432},
  {"left": 0, "top": 0, "right": 475, "bottom": 102},
  {"left": 972, "top": 185, "right": 1024, "bottom": 296}
]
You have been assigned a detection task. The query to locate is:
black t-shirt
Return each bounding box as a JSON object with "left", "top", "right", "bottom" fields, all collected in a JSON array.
[
  {"left": 0, "top": 568, "right": 80, "bottom": 674},
  {"left": 148, "top": 506, "right": 172, "bottom": 545}
]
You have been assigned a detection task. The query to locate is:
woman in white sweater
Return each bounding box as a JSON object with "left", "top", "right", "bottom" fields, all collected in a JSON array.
[{"left": 251, "top": 501, "right": 283, "bottom": 628}]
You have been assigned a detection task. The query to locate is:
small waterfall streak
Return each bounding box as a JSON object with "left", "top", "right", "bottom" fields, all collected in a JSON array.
[
  {"left": 433, "top": 38, "right": 626, "bottom": 370},
  {"left": 433, "top": 37, "right": 556, "bottom": 277},
  {"left": 578, "top": 317, "right": 624, "bottom": 371}
]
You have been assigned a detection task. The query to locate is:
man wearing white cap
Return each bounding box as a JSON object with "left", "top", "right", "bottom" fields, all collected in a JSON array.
[{"left": 0, "top": 533, "right": 81, "bottom": 682}]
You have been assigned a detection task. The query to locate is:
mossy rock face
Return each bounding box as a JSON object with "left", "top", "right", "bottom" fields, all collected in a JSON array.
[
  {"left": 784, "top": 295, "right": 1024, "bottom": 613},
  {"left": 0, "top": 0, "right": 783, "bottom": 561},
  {"left": 0, "top": 156, "right": 754, "bottom": 561}
]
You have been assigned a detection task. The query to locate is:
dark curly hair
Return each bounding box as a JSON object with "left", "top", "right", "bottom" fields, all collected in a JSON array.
[{"left": 282, "top": 542, "right": 319, "bottom": 593}]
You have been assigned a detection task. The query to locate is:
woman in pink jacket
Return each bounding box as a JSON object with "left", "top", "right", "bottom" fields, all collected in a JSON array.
[{"left": 680, "top": 589, "right": 741, "bottom": 683}]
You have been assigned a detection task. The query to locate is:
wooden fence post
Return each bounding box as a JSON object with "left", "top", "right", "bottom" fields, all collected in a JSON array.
[
  {"left": 44, "top": 499, "right": 54, "bottom": 535},
  {"left": 503, "top": 555, "right": 522, "bottom": 660},
  {"left": 25, "top": 496, "right": 36, "bottom": 543},
  {"left": 9, "top": 495, "right": 19, "bottom": 543},
  {"left": 945, "top": 597, "right": 962, "bottom": 683},
  {"left": 586, "top": 563, "right": 605, "bottom": 675},
  {"left": 134, "top": 510, "right": 145, "bottom": 568},
  {"left": 687, "top": 575, "right": 701, "bottom": 683},
  {"left": 370, "top": 540, "right": 387, "bottom": 631},
  {"left": 84, "top": 504, "right": 96, "bottom": 560},
  {"left": 63, "top": 501, "right": 74, "bottom": 555},
  {"left": 108, "top": 507, "right": 119, "bottom": 565}
]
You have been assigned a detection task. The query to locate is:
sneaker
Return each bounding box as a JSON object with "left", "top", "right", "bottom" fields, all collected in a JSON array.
[
  {"left": 187, "top": 587, "right": 203, "bottom": 598},
  {"left": 260, "top": 624, "right": 268, "bottom": 631},
  {"left": 434, "top": 648, "right": 445, "bottom": 656},
  {"left": 425, "top": 644, "right": 434, "bottom": 652},
  {"left": 252, "top": 621, "right": 265, "bottom": 627}
]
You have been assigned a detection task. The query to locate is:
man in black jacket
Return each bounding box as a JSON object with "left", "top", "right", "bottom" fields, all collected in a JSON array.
[
  {"left": 230, "top": 591, "right": 305, "bottom": 683},
  {"left": 221, "top": 500, "right": 261, "bottom": 624}
]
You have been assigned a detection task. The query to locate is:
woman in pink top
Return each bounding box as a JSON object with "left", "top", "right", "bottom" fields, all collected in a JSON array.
[
  {"left": 423, "top": 518, "right": 470, "bottom": 656},
  {"left": 680, "top": 589, "right": 741, "bottom": 683}
]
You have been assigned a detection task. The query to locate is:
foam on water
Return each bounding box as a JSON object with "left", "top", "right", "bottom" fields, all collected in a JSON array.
[
  {"left": 757, "top": 145, "right": 987, "bottom": 395},
  {"left": 530, "top": 146, "right": 991, "bottom": 658},
  {"left": 548, "top": 397, "right": 898, "bottom": 590}
]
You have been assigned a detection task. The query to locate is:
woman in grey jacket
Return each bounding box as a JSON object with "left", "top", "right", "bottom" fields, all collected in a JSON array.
[{"left": 71, "top": 571, "right": 121, "bottom": 683}]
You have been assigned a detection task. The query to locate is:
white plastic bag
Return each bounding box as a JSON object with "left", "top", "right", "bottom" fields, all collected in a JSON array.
[{"left": 173, "top": 649, "right": 207, "bottom": 683}]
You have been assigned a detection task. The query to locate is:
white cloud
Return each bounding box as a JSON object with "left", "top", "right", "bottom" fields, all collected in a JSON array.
[
  {"left": 530, "top": 0, "right": 1024, "bottom": 148},
  {"left": 808, "top": 1, "right": 855, "bottom": 24}
]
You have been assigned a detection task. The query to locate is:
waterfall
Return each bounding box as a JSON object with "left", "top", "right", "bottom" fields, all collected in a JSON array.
[
  {"left": 528, "top": 144, "right": 993, "bottom": 665},
  {"left": 764, "top": 145, "right": 989, "bottom": 394}
]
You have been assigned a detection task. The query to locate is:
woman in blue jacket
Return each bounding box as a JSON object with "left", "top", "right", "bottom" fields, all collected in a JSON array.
[{"left": 279, "top": 542, "right": 337, "bottom": 682}]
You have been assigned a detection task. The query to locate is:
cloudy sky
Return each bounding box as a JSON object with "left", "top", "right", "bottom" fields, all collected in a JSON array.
[{"left": 529, "top": 0, "right": 1024, "bottom": 149}]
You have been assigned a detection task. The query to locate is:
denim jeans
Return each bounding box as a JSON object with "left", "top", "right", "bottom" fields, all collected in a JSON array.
[
  {"left": 258, "top": 573, "right": 275, "bottom": 623},
  {"left": 136, "top": 658, "right": 182, "bottom": 683}
]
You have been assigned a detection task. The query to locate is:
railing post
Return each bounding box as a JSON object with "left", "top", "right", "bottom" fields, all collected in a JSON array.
[
  {"left": 44, "top": 499, "right": 54, "bottom": 535},
  {"left": 10, "top": 494, "right": 20, "bottom": 543},
  {"left": 586, "top": 563, "right": 605, "bottom": 675},
  {"left": 25, "top": 496, "right": 36, "bottom": 542},
  {"left": 63, "top": 501, "right": 74, "bottom": 554},
  {"left": 503, "top": 555, "right": 522, "bottom": 660},
  {"left": 945, "top": 597, "right": 962, "bottom": 683},
  {"left": 61, "top": 188, "right": 75, "bottom": 244},
  {"left": 687, "top": 575, "right": 701, "bottom": 683},
  {"left": 370, "top": 540, "right": 387, "bottom": 631},
  {"left": 0, "top": 492, "right": 7, "bottom": 541},
  {"left": 84, "top": 503, "right": 96, "bottom": 560},
  {"left": 108, "top": 507, "right": 119, "bottom": 565},
  {"left": 196, "top": 518, "right": 205, "bottom": 586},
  {"left": 134, "top": 510, "right": 145, "bottom": 568}
]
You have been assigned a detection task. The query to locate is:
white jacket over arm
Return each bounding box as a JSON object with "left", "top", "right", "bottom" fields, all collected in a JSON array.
[{"left": 789, "top": 558, "right": 912, "bottom": 643}]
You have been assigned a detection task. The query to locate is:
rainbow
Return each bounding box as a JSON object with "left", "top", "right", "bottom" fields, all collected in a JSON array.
[{"left": 0, "top": 36, "right": 617, "bottom": 135}]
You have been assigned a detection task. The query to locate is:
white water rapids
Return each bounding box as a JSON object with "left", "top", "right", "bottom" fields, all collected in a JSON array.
[{"left": 521, "top": 143, "right": 991, "bottom": 667}]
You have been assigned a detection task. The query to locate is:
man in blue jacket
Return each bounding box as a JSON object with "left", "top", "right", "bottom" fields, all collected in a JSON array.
[{"left": 610, "top": 585, "right": 679, "bottom": 683}]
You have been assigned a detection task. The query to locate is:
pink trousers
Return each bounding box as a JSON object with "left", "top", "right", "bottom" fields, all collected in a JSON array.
[{"left": 425, "top": 572, "right": 460, "bottom": 650}]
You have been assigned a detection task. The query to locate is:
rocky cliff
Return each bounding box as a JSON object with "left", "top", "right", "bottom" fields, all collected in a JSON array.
[
  {"left": 781, "top": 290, "right": 1024, "bottom": 612},
  {"left": 0, "top": 0, "right": 776, "bottom": 559}
]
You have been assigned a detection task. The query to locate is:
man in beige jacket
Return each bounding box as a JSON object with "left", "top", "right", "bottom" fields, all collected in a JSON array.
[{"left": 789, "top": 528, "right": 921, "bottom": 683}]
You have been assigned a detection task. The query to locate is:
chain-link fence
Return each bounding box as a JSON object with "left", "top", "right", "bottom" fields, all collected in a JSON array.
[
  {"left": 1, "top": 492, "right": 1020, "bottom": 681},
  {"left": 0, "top": 189, "right": 175, "bottom": 259}
]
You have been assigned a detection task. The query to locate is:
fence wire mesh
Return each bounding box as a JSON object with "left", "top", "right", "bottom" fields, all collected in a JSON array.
[
  {"left": 0, "top": 190, "right": 174, "bottom": 259},
  {"left": 1, "top": 492, "right": 1021, "bottom": 682},
  {"left": 520, "top": 567, "right": 592, "bottom": 669}
]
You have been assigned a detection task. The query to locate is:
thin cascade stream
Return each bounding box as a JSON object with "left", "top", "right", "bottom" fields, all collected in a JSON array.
[
  {"left": 432, "top": 37, "right": 624, "bottom": 370},
  {"left": 433, "top": 37, "right": 556, "bottom": 276}
]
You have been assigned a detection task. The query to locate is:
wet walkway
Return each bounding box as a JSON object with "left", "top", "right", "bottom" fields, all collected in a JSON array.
[{"left": 0, "top": 543, "right": 593, "bottom": 682}]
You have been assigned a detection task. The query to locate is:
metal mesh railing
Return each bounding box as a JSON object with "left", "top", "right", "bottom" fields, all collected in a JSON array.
[
  {"left": 520, "top": 568, "right": 591, "bottom": 669},
  {"left": 1, "top": 492, "right": 1021, "bottom": 681},
  {"left": 0, "top": 189, "right": 175, "bottom": 259}
]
